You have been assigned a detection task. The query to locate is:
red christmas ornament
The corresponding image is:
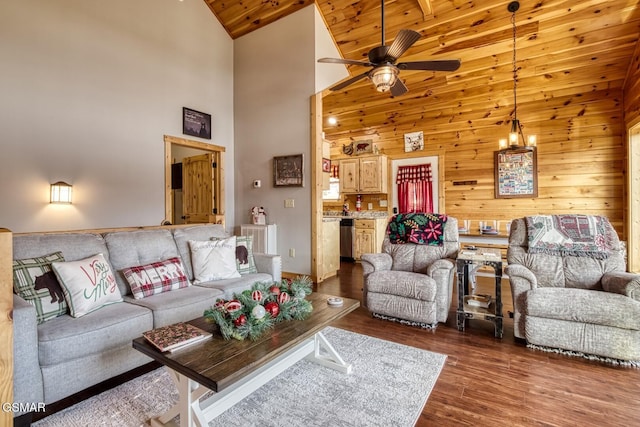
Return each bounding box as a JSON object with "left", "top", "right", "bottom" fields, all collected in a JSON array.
[
  {"left": 233, "top": 314, "right": 247, "bottom": 327},
  {"left": 264, "top": 301, "right": 280, "bottom": 318},
  {"left": 225, "top": 300, "right": 242, "bottom": 313},
  {"left": 251, "top": 290, "right": 263, "bottom": 302},
  {"left": 278, "top": 292, "right": 291, "bottom": 304},
  {"left": 214, "top": 299, "right": 226, "bottom": 309},
  {"left": 269, "top": 285, "right": 281, "bottom": 296}
]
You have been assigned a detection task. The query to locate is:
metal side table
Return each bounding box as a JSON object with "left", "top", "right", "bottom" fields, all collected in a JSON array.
[{"left": 456, "top": 247, "right": 503, "bottom": 338}]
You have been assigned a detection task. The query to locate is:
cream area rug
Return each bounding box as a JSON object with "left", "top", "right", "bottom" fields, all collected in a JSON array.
[{"left": 33, "top": 327, "right": 446, "bottom": 427}]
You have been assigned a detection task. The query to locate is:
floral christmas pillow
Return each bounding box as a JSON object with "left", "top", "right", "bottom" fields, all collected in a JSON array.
[{"left": 52, "top": 253, "right": 123, "bottom": 318}]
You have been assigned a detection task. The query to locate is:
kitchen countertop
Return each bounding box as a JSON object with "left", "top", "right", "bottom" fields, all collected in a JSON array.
[{"left": 323, "top": 211, "right": 389, "bottom": 220}]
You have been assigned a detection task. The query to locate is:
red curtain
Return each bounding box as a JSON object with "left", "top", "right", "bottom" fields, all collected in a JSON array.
[{"left": 396, "top": 164, "right": 433, "bottom": 213}]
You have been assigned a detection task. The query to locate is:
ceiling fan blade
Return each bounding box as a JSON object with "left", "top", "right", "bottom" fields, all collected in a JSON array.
[
  {"left": 329, "top": 72, "right": 370, "bottom": 91},
  {"left": 386, "top": 29, "right": 421, "bottom": 62},
  {"left": 390, "top": 78, "right": 408, "bottom": 97},
  {"left": 397, "top": 60, "right": 461, "bottom": 71},
  {"left": 318, "top": 57, "right": 374, "bottom": 67}
]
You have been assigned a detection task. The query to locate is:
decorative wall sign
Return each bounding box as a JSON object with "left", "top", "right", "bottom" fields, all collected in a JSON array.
[
  {"left": 322, "top": 158, "right": 331, "bottom": 173},
  {"left": 183, "top": 107, "right": 211, "bottom": 139},
  {"left": 354, "top": 139, "right": 373, "bottom": 155},
  {"left": 404, "top": 131, "right": 424, "bottom": 152},
  {"left": 273, "top": 154, "right": 304, "bottom": 187},
  {"left": 494, "top": 148, "right": 538, "bottom": 198}
]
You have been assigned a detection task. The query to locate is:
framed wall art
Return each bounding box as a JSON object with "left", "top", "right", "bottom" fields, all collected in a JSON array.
[
  {"left": 273, "top": 154, "right": 304, "bottom": 187},
  {"left": 183, "top": 107, "right": 211, "bottom": 140},
  {"left": 354, "top": 139, "right": 373, "bottom": 155},
  {"left": 322, "top": 158, "right": 331, "bottom": 173},
  {"left": 494, "top": 148, "right": 538, "bottom": 198},
  {"left": 404, "top": 131, "right": 424, "bottom": 152}
]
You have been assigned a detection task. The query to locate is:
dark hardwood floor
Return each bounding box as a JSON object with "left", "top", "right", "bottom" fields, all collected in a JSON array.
[{"left": 320, "top": 262, "right": 640, "bottom": 427}]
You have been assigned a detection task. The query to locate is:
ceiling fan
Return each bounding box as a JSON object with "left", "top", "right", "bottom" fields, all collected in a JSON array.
[{"left": 318, "top": 0, "right": 461, "bottom": 96}]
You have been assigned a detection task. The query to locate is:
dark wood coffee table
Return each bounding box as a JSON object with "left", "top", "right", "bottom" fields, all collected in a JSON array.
[{"left": 133, "top": 292, "right": 359, "bottom": 427}]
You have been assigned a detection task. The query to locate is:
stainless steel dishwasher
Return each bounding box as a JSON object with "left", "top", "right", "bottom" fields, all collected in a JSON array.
[{"left": 339, "top": 218, "right": 355, "bottom": 261}]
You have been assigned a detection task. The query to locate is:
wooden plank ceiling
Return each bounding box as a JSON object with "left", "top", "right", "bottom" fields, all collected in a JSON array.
[{"left": 207, "top": 0, "right": 640, "bottom": 132}]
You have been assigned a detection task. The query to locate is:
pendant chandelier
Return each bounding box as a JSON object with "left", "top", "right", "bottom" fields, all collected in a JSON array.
[{"left": 498, "top": 1, "right": 537, "bottom": 151}]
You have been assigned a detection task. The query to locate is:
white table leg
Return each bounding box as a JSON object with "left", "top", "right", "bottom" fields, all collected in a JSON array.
[{"left": 306, "top": 331, "right": 352, "bottom": 373}]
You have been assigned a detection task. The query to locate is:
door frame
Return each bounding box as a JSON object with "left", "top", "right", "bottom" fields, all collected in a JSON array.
[{"left": 164, "top": 135, "right": 226, "bottom": 225}]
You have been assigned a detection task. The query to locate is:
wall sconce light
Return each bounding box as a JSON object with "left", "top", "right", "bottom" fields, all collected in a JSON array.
[{"left": 50, "top": 181, "right": 73, "bottom": 204}]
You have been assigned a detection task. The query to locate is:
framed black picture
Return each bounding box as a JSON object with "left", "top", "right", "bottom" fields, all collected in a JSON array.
[
  {"left": 183, "top": 107, "right": 211, "bottom": 140},
  {"left": 494, "top": 148, "right": 538, "bottom": 198},
  {"left": 273, "top": 154, "right": 304, "bottom": 187}
]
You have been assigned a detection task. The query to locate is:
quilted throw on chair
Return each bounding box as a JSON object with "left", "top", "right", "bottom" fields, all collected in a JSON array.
[
  {"left": 387, "top": 213, "right": 448, "bottom": 245},
  {"left": 525, "top": 214, "right": 614, "bottom": 259}
]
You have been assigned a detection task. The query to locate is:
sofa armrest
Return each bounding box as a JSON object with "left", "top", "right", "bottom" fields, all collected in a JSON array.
[
  {"left": 253, "top": 253, "right": 282, "bottom": 283},
  {"left": 13, "top": 294, "right": 44, "bottom": 413},
  {"left": 504, "top": 263, "right": 538, "bottom": 339},
  {"left": 427, "top": 258, "right": 454, "bottom": 278},
  {"left": 602, "top": 271, "right": 640, "bottom": 302},
  {"left": 360, "top": 253, "right": 392, "bottom": 276}
]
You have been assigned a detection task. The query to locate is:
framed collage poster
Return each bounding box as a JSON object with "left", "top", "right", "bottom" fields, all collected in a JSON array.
[
  {"left": 273, "top": 154, "right": 304, "bottom": 187},
  {"left": 494, "top": 148, "right": 538, "bottom": 198}
]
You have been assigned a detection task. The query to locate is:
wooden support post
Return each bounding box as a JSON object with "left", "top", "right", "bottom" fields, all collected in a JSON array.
[{"left": 0, "top": 228, "right": 13, "bottom": 426}]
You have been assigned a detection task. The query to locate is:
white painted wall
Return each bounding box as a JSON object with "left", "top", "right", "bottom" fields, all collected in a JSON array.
[
  {"left": 0, "top": 0, "right": 234, "bottom": 232},
  {"left": 234, "top": 5, "right": 341, "bottom": 274}
]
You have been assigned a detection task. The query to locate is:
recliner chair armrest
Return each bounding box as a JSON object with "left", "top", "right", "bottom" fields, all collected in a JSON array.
[
  {"left": 602, "top": 271, "right": 640, "bottom": 301},
  {"left": 253, "top": 253, "right": 282, "bottom": 283},
  {"left": 427, "top": 258, "right": 454, "bottom": 277},
  {"left": 361, "top": 253, "right": 392, "bottom": 276},
  {"left": 504, "top": 263, "right": 538, "bottom": 339}
]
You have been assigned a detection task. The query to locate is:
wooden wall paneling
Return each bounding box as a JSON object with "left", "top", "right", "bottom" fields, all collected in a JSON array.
[{"left": 0, "top": 228, "right": 13, "bottom": 427}]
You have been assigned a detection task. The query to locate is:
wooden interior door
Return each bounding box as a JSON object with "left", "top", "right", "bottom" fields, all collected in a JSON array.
[{"left": 182, "top": 153, "right": 218, "bottom": 224}]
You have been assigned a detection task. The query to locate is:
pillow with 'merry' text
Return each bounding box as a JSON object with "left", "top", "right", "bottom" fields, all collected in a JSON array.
[{"left": 122, "top": 257, "right": 190, "bottom": 299}]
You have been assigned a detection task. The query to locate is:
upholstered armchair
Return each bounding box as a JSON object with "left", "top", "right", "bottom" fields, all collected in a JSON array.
[
  {"left": 361, "top": 215, "right": 459, "bottom": 328},
  {"left": 505, "top": 215, "right": 640, "bottom": 364}
]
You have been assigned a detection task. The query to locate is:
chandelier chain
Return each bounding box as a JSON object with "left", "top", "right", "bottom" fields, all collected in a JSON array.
[{"left": 512, "top": 11, "right": 517, "bottom": 122}]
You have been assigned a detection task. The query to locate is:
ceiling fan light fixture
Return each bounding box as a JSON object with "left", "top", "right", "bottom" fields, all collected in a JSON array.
[{"left": 370, "top": 65, "right": 398, "bottom": 92}]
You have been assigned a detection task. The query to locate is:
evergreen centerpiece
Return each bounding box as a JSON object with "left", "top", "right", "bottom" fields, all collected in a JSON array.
[{"left": 204, "top": 276, "right": 313, "bottom": 341}]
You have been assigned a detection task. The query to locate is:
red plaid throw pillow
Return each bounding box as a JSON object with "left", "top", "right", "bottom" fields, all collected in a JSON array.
[{"left": 122, "top": 257, "right": 190, "bottom": 299}]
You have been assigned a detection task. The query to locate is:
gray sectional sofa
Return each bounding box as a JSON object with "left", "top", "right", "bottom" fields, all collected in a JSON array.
[{"left": 12, "top": 224, "right": 281, "bottom": 420}]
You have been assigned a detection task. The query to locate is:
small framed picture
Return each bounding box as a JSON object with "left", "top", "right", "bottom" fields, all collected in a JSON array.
[
  {"left": 183, "top": 107, "right": 211, "bottom": 140},
  {"left": 322, "top": 158, "right": 331, "bottom": 173},
  {"left": 273, "top": 154, "right": 304, "bottom": 187},
  {"left": 404, "top": 131, "right": 424, "bottom": 152}
]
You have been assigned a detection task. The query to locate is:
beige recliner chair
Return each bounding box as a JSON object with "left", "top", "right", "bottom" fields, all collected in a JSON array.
[
  {"left": 506, "top": 215, "right": 640, "bottom": 365},
  {"left": 361, "top": 215, "right": 459, "bottom": 328}
]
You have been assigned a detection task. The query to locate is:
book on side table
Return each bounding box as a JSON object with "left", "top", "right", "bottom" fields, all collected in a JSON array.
[{"left": 143, "top": 322, "right": 212, "bottom": 353}]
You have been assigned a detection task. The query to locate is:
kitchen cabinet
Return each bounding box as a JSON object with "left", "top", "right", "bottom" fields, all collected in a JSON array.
[
  {"left": 319, "top": 218, "right": 340, "bottom": 280},
  {"left": 354, "top": 217, "right": 388, "bottom": 260},
  {"left": 339, "top": 155, "right": 387, "bottom": 194}
]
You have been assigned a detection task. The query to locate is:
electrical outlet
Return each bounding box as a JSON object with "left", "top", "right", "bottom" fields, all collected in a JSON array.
[
  {"left": 285, "top": 199, "right": 295, "bottom": 208},
  {"left": 367, "top": 203, "right": 373, "bottom": 210},
  {"left": 289, "top": 248, "right": 295, "bottom": 257}
]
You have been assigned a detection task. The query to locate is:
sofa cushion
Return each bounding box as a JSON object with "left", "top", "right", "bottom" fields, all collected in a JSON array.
[
  {"left": 526, "top": 287, "right": 640, "bottom": 330},
  {"left": 52, "top": 253, "right": 123, "bottom": 318},
  {"left": 37, "top": 301, "right": 152, "bottom": 367},
  {"left": 189, "top": 237, "right": 241, "bottom": 283},
  {"left": 194, "top": 272, "right": 273, "bottom": 300},
  {"left": 13, "top": 251, "right": 68, "bottom": 323},
  {"left": 365, "top": 270, "right": 437, "bottom": 302},
  {"left": 13, "top": 232, "right": 109, "bottom": 263},
  {"left": 122, "top": 257, "right": 190, "bottom": 299},
  {"left": 124, "top": 285, "right": 223, "bottom": 328},
  {"left": 104, "top": 229, "right": 182, "bottom": 296},
  {"left": 172, "top": 224, "right": 229, "bottom": 281}
]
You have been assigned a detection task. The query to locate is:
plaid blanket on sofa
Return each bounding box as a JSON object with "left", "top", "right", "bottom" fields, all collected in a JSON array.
[
  {"left": 387, "top": 213, "right": 448, "bottom": 245},
  {"left": 525, "top": 214, "right": 614, "bottom": 259}
]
